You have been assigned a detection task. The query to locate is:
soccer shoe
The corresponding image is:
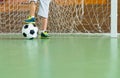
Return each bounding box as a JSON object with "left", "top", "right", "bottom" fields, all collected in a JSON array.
[
  {"left": 40, "top": 31, "right": 50, "bottom": 39},
  {"left": 24, "top": 16, "right": 35, "bottom": 24}
]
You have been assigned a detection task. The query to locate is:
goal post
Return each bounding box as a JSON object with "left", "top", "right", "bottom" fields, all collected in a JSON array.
[{"left": 111, "top": 0, "right": 118, "bottom": 37}]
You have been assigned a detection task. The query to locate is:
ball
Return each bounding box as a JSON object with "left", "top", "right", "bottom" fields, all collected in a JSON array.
[{"left": 22, "top": 23, "right": 38, "bottom": 39}]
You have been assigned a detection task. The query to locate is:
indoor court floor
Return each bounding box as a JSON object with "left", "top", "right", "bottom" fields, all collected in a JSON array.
[{"left": 0, "top": 35, "right": 120, "bottom": 78}]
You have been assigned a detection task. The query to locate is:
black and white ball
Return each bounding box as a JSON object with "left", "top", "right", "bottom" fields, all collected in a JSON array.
[{"left": 22, "top": 23, "right": 38, "bottom": 39}]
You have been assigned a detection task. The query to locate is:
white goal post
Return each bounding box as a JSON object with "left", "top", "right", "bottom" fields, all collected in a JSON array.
[{"left": 111, "top": 0, "right": 118, "bottom": 37}]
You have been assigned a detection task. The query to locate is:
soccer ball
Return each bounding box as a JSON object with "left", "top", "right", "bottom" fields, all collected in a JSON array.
[{"left": 22, "top": 23, "right": 38, "bottom": 39}]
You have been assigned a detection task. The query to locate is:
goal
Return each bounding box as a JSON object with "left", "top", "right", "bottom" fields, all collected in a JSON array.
[{"left": 0, "top": 0, "right": 118, "bottom": 37}]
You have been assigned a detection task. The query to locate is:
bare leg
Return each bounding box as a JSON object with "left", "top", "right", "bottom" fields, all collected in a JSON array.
[
  {"left": 30, "top": 1, "right": 36, "bottom": 17},
  {"left": 41, "top": 18, "right": 48, "bottom": 31},
  {"left": 40, "top": 17, "right": 49, "bottom": 38},
  {"left": 24, "top": 1, "right": 36, "bottom": 23}
]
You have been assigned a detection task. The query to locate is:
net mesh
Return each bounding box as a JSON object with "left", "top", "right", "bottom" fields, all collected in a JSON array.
[{"left": 0, "top": 0, "right": 111, "bottom": 33}]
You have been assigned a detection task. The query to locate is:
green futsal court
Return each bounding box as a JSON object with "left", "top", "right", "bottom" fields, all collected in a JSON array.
[
  {"left": 0, "top": 0, "right": 119, "bottom": 78},
  {"left": 0, "top": 35, "right": 120, "bottom": 78}
]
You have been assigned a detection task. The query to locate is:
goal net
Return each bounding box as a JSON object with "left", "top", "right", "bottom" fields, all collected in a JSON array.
[{"left": 0, "top": 0, "right": 117, "bottom": 36}]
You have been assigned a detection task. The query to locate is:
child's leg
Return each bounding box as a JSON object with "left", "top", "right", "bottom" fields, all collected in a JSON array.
[
  {"left": 40, "top": 17, "right": 49, "bottom": 38},
  {"left": 38, "top": 0, "right": 51, "bottom": 31},
  {"left": 30, "top": 1, "right": 36, "bottom": 17},
  {"left": 38, "top": 0, "right": 51, "bottom": 38},
  {"left": 24, "top": 0, "right": 37, "bottom": 23},
  {"left": 41, "top": 18, "right": 48, "bottom": 31}
]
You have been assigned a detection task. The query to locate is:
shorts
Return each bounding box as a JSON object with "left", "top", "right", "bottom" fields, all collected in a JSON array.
[{"left": 29, "top": 0, "right": 51, "bottom": 18}]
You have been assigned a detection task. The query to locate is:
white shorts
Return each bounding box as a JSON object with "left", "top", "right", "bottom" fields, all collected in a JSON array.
[{"left": 29, "top": 0, "right": 51, "bottom": 18}]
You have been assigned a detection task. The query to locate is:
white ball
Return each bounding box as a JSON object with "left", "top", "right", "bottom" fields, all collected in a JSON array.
[{"left": 22, "top": 23, "right": 38, "bottom": 39}]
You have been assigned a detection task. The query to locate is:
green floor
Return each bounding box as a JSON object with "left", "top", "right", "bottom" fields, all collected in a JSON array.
[{"left": 0, "top": 36, "right": 120, "bottom": 78}]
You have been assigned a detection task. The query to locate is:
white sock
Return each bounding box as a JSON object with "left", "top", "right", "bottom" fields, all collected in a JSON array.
[
  {"left": 31, "top": 16, "right": 35, "bottom": 18},
  {"left": 39, "top": 30, "right": 45, "bottom": 34},
  {"left": 42, "top": 30, "right": 46, "bottom": 32}
]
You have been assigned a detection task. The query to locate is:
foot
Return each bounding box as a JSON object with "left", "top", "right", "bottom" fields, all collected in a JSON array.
[
  {"left": 24, "top": 16, "right": 35, "bottom": 24},
  {"left": 40, "top": 31, "right": 49, "bottom": 39}
]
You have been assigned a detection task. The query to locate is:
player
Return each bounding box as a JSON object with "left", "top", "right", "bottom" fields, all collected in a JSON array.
[{"left": 24, "top": 0, "right": 51, "bottom": 38}]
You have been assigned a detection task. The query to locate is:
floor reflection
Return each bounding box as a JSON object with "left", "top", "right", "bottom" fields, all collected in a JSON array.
[{"left": 109, "top": 38, "right": 118, "bottom": 78}]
